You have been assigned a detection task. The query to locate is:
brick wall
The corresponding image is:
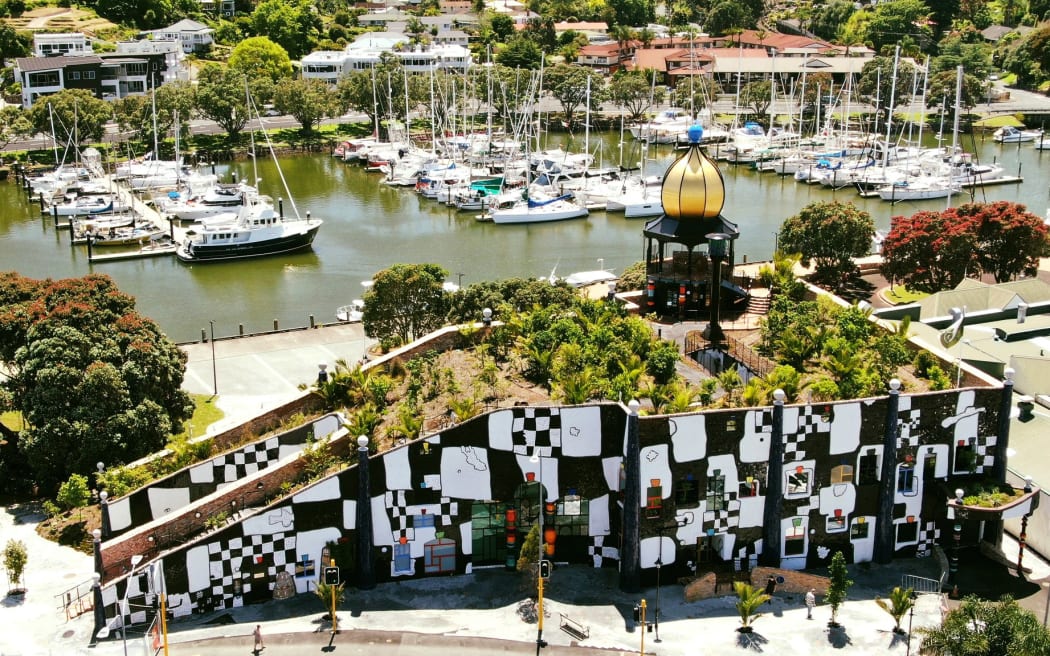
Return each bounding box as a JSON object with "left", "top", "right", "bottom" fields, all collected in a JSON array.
[{"left": 682, "top": 567, "right": 829, "bottom": 602}]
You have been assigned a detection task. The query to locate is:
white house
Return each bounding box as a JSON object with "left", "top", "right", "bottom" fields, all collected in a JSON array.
[
  {"left": 33, "top": 32, "right": 90, "bottom": 58},
  {"left": 301, "top": 34, "right": 472, "bottom": 85},
  {"left": 147, "top": 19, "right": 214, "bottom": 54}
]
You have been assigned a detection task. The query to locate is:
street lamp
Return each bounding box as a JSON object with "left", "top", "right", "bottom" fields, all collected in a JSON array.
[
  {"left": 209, "top": 320, "right": 217, "bottom": 396},
  {"left": 529, "top": 451, "right": 548, "bottom": 654},
  {"left": 654, "top": 518, "right": 687, "bottom": 643}
]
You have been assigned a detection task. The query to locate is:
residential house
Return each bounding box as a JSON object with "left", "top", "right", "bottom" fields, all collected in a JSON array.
[
  {"left": 301, "top": 34, "right": 471, "bottom": 85},
  {"left": 15, "top": 55, "right": 102, "bottom": 108},
  {"left": 198, "top": 0, "right": 235, "bottom": 17},
  {"left": 33, "top": 32, "right": 90, "bottom": 58},
  {"left": 147, "top": 19, "right": 214, "bottom": 54},
  {"left": 576, "top": 41, "right": 631, "bottom": 76}
]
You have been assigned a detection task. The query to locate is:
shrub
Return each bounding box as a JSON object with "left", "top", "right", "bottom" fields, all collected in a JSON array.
[{"left": 56, "top": 474, "right": 91, "bottom": 512}]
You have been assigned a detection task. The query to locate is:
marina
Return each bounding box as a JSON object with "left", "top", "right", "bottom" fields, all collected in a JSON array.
[{"left": 5, "top": 127, "right": 1050, "bottom": 342}]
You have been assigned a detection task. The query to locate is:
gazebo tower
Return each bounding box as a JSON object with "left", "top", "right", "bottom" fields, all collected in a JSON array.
[{"left": 642, "top": 125, "right": 748, "bottom": 325}]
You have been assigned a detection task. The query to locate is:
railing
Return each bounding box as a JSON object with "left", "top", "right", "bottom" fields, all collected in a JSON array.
[
  {"left": 724, "top": 334, "right": 777, "bottom": 377},
  {"left": 56, "top": 578, "right": 96, "bottom": 621},
  {"left": 901, "top": 573, "right": 944, "bottom": 596}
]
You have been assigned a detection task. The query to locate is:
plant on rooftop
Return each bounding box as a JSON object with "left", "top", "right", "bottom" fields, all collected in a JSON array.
[{"left": 959, "top": 481, "right": 1024, "bottom": 508}]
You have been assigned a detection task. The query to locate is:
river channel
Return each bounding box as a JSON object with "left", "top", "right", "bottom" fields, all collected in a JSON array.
[{"left": 2, "top": 129, "right": 1049, "bottom": 343}]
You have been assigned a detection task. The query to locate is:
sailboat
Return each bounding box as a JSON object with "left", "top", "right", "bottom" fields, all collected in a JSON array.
[{"left": 176, "top": 93, "right": 322, "bottom": 262}]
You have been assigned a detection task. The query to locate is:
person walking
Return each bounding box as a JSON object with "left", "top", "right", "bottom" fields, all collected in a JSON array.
[
  {"left": 805, "top": 589, "right": 816, "bottom": 620},
  {"left": 253, "top": 624, "right": 265, "bottom": 651}
]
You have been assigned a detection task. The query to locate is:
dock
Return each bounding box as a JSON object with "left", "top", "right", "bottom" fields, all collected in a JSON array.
[
  {"left": 960, "top": 175, "right": 1023, "bottom": 189},
  {"left": 87, "top": 242, "right": 178, "bottom": 262}
]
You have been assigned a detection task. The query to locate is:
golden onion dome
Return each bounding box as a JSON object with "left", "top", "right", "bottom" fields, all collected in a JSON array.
[{"left": 660, "top": 125, "right": 725, "bottom": 221}]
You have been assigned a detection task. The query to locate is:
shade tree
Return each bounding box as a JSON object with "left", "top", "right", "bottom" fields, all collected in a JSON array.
[
  {"left": 273, "top": 78, "right": 341, "bottom": 135},
  {"left": 777, "top": 200, "right": 875, "bottom": 285},
  {"left": 541, "top": 64, "right": 607, "bottom": 130},
  {"left": 26, "top": 89, "right": 112, "bottom": 149},
  {"left": 362, "top": 263, "right": 452, "bottom": 347},
  {"left": 0, "top": 273, "right": 192, "bottom": 492}
]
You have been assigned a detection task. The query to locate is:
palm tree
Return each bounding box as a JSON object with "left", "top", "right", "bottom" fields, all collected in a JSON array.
[
  {"left": 314, "top": 579, "right": 345, "bottom": 626},
  {"left": 717, "top": 368, "right": 742, "bottom": 406},
  {"left": 734, "top": 581, "right": 771, "bottom": 632},
  {"left": 875, "top": 587, "right": 914, "bottom": 634},
  {"left": 918, "top": 595, "right": 1050, "bottom": 656}
]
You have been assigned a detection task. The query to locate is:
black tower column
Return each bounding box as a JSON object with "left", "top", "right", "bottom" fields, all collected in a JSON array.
[
  {"left": 874, "top": 379, "right": 901, "bottom": 565},
  {"left": 759, "top": 390, "right": 786, "bottom": 566},
  {"left": 620, "top": 400, "right": 641, "bottom": 593}
]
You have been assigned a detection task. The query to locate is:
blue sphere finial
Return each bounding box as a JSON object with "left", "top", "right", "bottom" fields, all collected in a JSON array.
[{"left": 688, "top": 124, "right": 703, "bottom": 144}]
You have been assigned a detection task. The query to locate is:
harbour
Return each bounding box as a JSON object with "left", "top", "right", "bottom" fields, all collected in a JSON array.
[{"left": 4, "top": 128, "right": 1050, "bottom": 343}]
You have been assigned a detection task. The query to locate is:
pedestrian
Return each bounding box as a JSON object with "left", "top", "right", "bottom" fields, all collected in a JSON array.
[
  {"left": 806, "top": 588, "right": 816, "bottom": 620},
  {"left": 253, "top": 624, "right": 264, "bottom": 651}
]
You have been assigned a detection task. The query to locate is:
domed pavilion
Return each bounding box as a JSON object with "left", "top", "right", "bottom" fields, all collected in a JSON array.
[{"left": 642, "top": 125, "right": 749, "bottom": 332}]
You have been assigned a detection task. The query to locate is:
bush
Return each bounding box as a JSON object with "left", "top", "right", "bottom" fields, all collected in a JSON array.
[
  {"left": 646, "top": 340, "right": 680, "bottom": 385},
  {"left": 56, "top": 474, "right": 91, "bottom": 512}
]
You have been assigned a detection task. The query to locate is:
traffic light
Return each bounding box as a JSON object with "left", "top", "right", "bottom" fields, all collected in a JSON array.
[
  {"left": 323, "top": 566, "right": 340, "bottom": 585},
  {"left": 539, "top": 559, "right": 551, "bottom": 579}
]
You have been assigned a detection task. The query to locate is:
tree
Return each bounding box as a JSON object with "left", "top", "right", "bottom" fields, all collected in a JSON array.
[
  {"left": 739, "top": 80, "right": 772, "bottom": 118},
  {"left": 704, "top": 0, "right": 753, "bottom": 37},
  {"left": 809, "top": 0, "right": 856, "bottom": 42},
  {"left": 56, "top": 473, "right": 91, "bottom": 514},
  {"left": 516, "top": 522, "right": 541, "bottom": 592},
  {"left": 0, "top": 105, "right": 32, "bottom": 151},
  {"left": 880, "top": 209, "right": 977, "bottom": 292},
  {"left": 875, "top": 586, "right": 914, "bottom": 634},
  {"left": 930, "top": 32, "right": 993, "bottom": 80},
  {"left": 1, "top": 273, "right": 192, "bottom": 491},
  {"left": 362, "top": 263, "right": 451, "bottom": 347},
  {"left": 608, "top": 0, "right": 653, "bottom": 26},
  {"left": 865, "top": 0, "right": 934, "bottom": 54},
  {"left": 496, "top": 36, "right": 544, "bottom": 70},
  {"left": 734, "top": 581, "right": 771, "bottom": 631},
  {"left": 964, "top": 201, "right": 1050, "bottom": 282},
  {"left": 857, "top": 56, "right": 917, "bottom": 112},
  {"left": 194, "top": 64, "right": 250, "bottom": 141},
  {"left": 925, "top": 69, "right": 985, "bottom": 117},
  {"left": 919, "top": 595, "right": 1050, "bottom": 655},
  {"left": 541, "top": 64, "right": 606, "bottom": 129},
  {"left": 673, "top": 77, "right": 720, "bottom": 118},
  {"left": 229, "top": 36, "right": 294, "bottom": 84},
  {"left": 609, "top": 70, "right": 655, "bottom": 122},
  {"left": 273, "top": 78, "right": 341, "bottom": 135},
  {"left": 313, "top": 579, "right": 345, "bottom": 626},
  {"left": 490, "top": 14, "right": 516, "bottom": 42},
  {"left": 0, "top": 23, "right": 30, "bottom": 68},
  {"left": 336, "top": 55, "right": 426, "bottom": 139},
  {"left": 26, "top": 89, "right": 111, "bottom": 148},
  {"left": 250, "top": 0, "right": 321, "bottom": 60},
  {"left": 86, "top": 0, "right": 192, "bottom": 29},
  {"left": 113, "top": 80, "right": 196, "bottom": 152},
  {"left": 825, "top": 551, "right": 853, "bottom": 626},
  {"left": 777, "top": 201, "right": 875, "bottom": 284},
  {"left": 3, "top": 539, "right": 27, "bottom": 593}
]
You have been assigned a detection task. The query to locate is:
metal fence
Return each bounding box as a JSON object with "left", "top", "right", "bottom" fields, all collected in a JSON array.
[
  {"left": 902, "top": 573, "right": 945, "bottom": 596},
  {"left": 56, "top": 578, "right": 95, "bottom": 621}
]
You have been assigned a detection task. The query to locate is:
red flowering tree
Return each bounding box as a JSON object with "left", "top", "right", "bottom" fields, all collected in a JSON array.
[
  {"left": 881, "top": 202, "right": 1050, "bottom": 293},
  {"left": 879, "top": 209, "right": 979, "bottom": 293},
  {"left": 963, "top": 201, "right": 1050, "bottom": 283},
  {"left": 0, "top": 273, "right": 192, "bottom": 492}
]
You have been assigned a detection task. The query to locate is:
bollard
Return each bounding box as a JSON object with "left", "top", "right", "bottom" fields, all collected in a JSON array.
[
  {"left": 202, "top": 329, "right": 207, "bottom": 343},
  {"left": 239, "top": 323, "right": 244, "bottom": 336},
  {"left": 69, "top": 217, "right": 74, "bottom": 247},
  {"left": 52, "top": 205, "right": 58, "bottom": 226},
  {"left": 278, "top": 198, "right": 284, "bottom": 219},
  {"left": 274, "top": 319, "right": 279, "bottom": 331},
  {"left": 40, "top": 193, "right": 45, "bottom": 212},
  {"left": 310, "top": 314, "right": 315, "bottom": 328}
]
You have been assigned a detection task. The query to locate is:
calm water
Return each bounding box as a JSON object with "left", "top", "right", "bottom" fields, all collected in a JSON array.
[{"left": 2, "top": 130, "right": 1049, "bottom": 343}]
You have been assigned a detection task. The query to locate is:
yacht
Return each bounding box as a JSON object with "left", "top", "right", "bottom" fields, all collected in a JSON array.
[
  {"left": 993, "top": 126, "right": 1043, "bottom": 143},
  {"left": 176, "top": 195, "right": 323, "bottom": 262},
  {"left": 487, "top": 193, "right": 588, "bottom": 224}
]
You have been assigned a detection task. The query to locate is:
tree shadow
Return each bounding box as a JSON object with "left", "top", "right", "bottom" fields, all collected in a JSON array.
[
  {"left": 735, "top": 629, "right": 769, "bottom": 652},
  {"left": 888, "top": 629, "right": 909, "bottom": 649},
  {"left": 2, "top": 591, "right": 26, "bottom": 607},
  {"left": 827, "top": 624, "right": 852, "bottom": 649}
]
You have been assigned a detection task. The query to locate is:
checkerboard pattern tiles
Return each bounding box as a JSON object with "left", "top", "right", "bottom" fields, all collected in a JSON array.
[
  {"left": 385, "top": 490, "right": 459, "bottom": 543},
  {"left": 511, "top": 407, "right": 562, "bottom": 457},
  {"left": 975, "top": 434, "right": 997, "bottom": 473},
  {"left": 916, "top": 521, "right": 940, "bottom": 558},
  {"left": 588, "top": 536, "right": 619, "bottom": 567},
  {"left": 703, "top": 496, "right": 740, "bottom": 533},
  {"left": 206, "top": 532, "right": 296, "bottom": 604},
  {"left": 897, "top": 408, "right": 922, "bottom": 449},
  {"left": 214, "top": 439, "right": 281, "bottom": 483}
]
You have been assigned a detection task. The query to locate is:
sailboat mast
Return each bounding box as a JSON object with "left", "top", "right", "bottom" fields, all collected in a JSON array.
[{"left": 883, "top": 45, "right": 900, "bottom": 168}]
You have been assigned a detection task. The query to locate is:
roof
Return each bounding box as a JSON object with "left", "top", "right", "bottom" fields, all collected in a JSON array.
[
  {"left": 155, "top": 19, "right": 212, "bottom": 33},
  {"left": 16, "top": 55, "right": 102, "bottom": 72},
  {"left": 553, "top": 21, "right": 608, "bottom": 32},
  {"left": 980, "top": 24, "right": 1035, "bottom": 41},
  {"left": 918, "top": 278, "right": 1050, "bottom": 318},
  {"left": 578, "top": 42, "right": 622, "bottom": 56}
]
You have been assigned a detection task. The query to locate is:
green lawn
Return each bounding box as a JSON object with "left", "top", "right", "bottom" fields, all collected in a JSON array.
[
  {"left": 174, "top": 393, "right": 225, "bottom": 442},
  {"left": 883, "top": 285, "right": 929, "bottom": 305}
]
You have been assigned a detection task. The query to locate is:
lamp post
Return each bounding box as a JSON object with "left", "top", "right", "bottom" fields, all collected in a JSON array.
[
  {"left": 209, "top": 320, "right": 217, "bottom": 395},
  {"left": 529, "top": 451, "right": 548, "bottom": 654},
  {"left": 704, "top": 233, "right": 730, "bottom": 343},
  {"left": 906, "top": 589, "right": 917, "bottom": 656},
  {"left": 100, "top": 554, "right": 144, "bottom": 656}
]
